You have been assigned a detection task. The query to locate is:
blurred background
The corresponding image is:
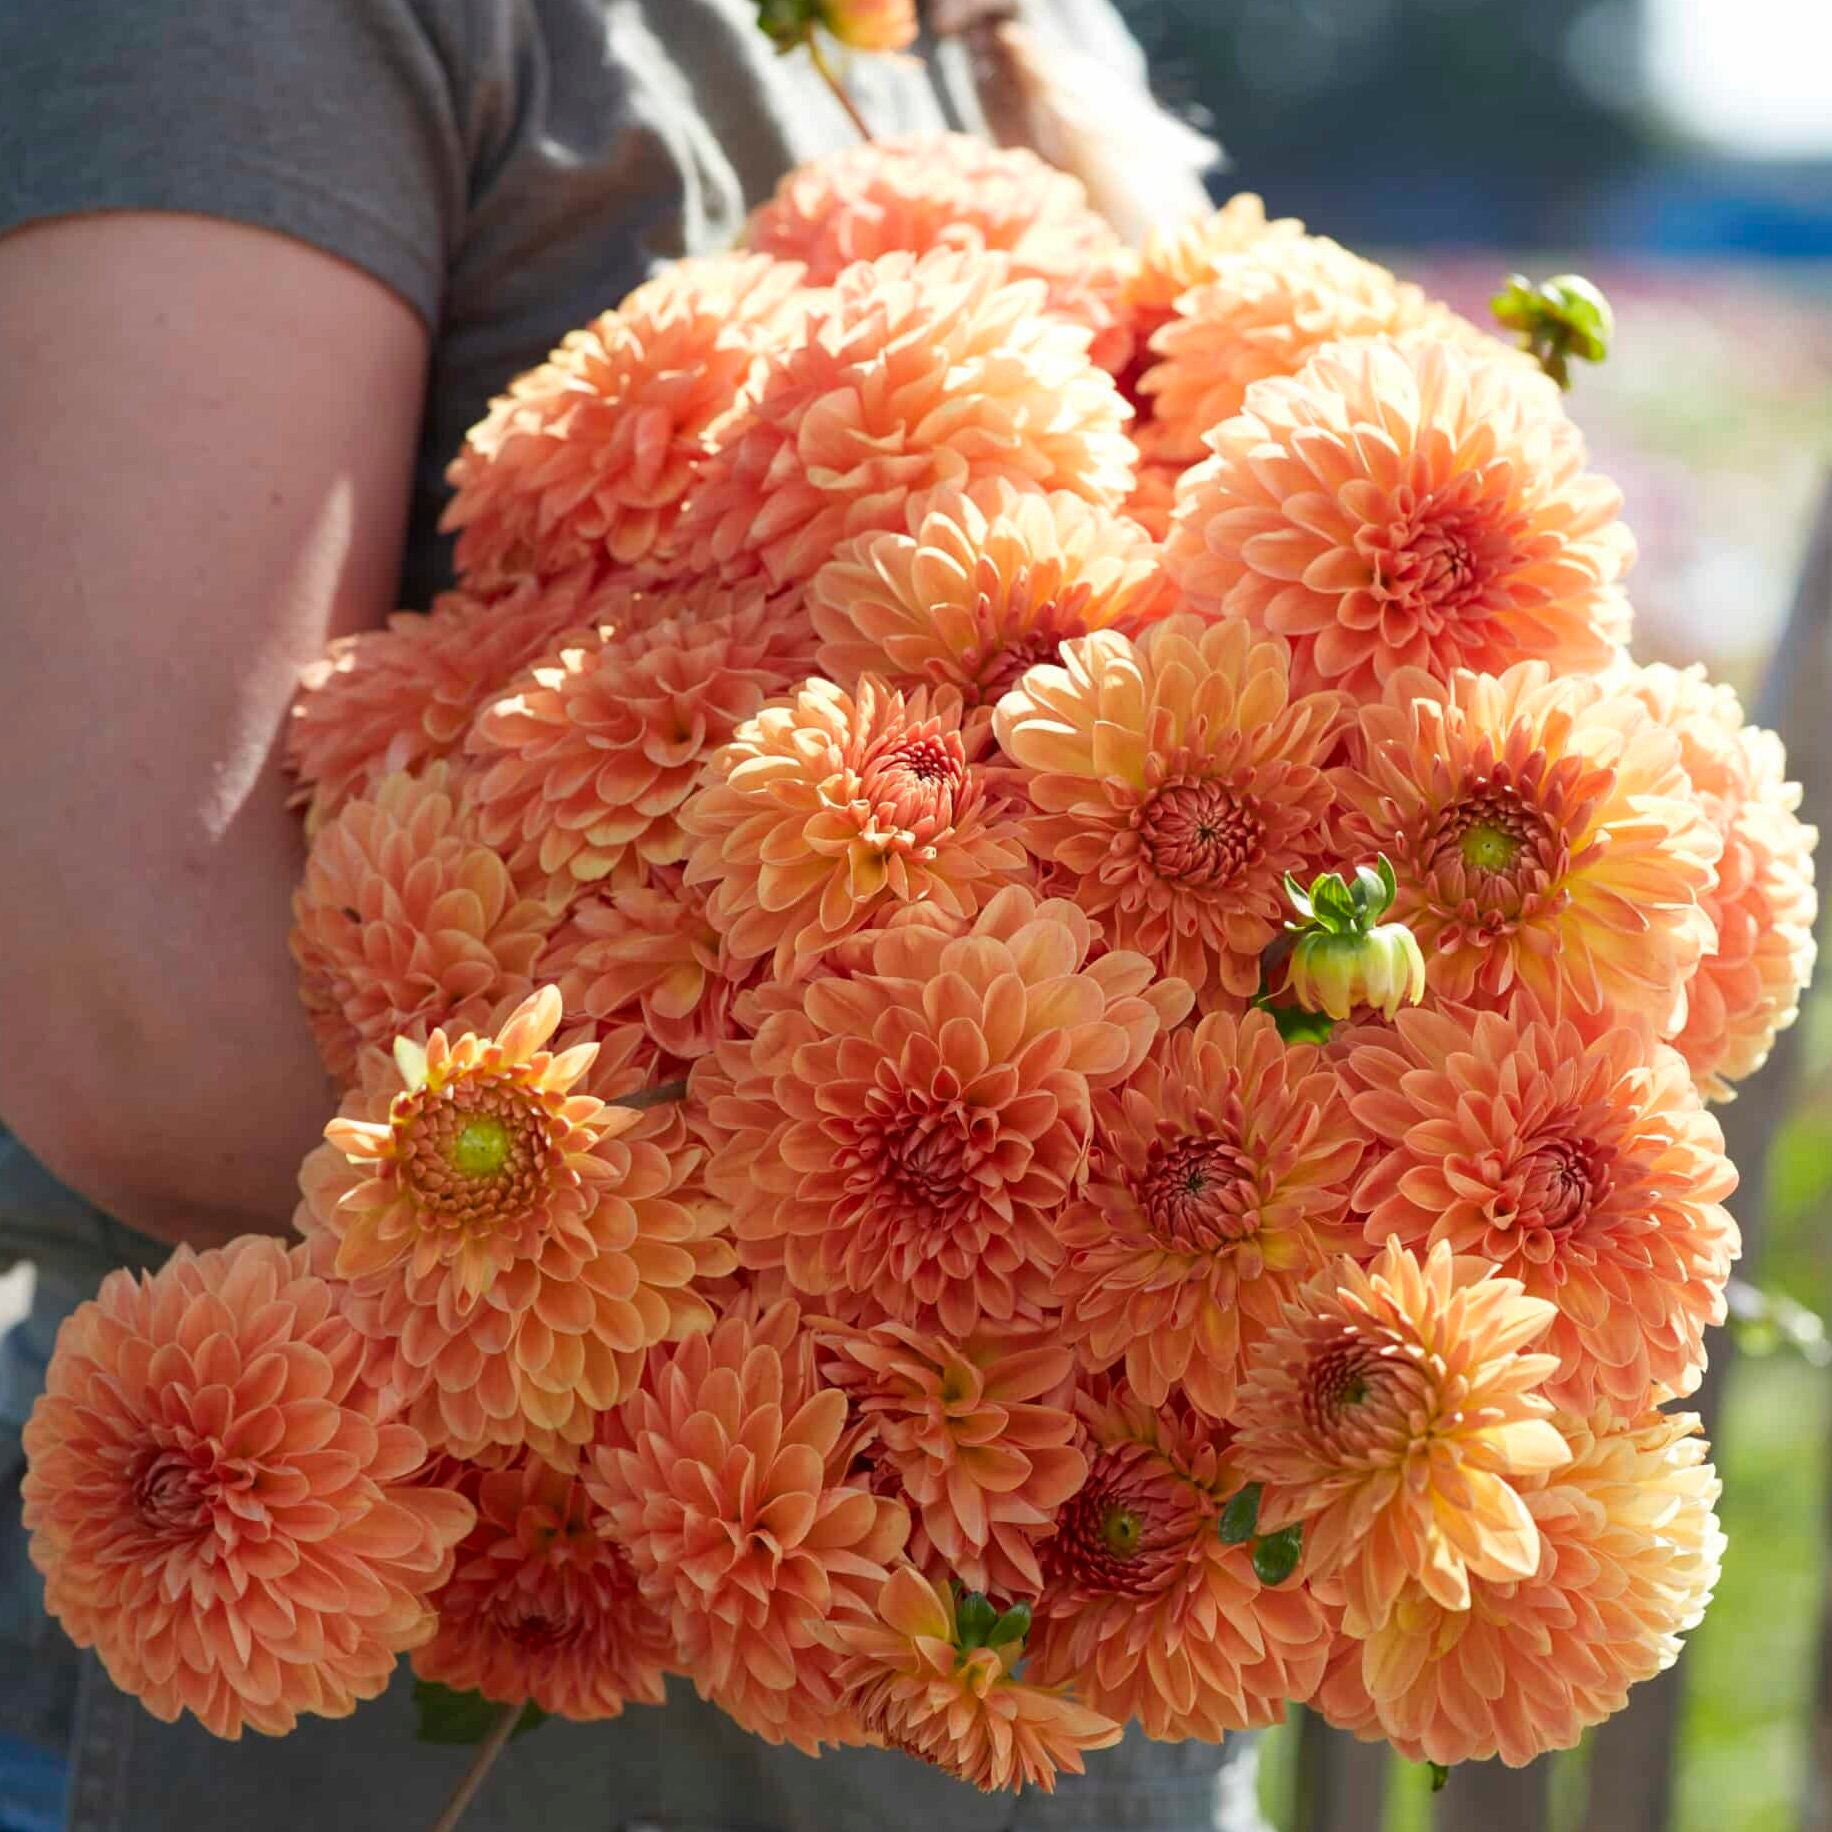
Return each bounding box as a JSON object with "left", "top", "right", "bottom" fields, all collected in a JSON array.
[{"left": 1111, "top": 1, "right": 1832, "bottom": 1826}]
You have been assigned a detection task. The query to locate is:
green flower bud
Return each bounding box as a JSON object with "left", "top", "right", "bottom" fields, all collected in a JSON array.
[
  {"left": 754, "top": 0, "right": 820, "bottom": 50},
  {"left": 1274, "top": 855, "right": 1426, "bottom": 1023},
  {"left": 1490, "top": 272, "right": 1614, "bottom": 390}
]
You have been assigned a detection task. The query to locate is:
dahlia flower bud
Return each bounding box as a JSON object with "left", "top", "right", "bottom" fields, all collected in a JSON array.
[
  {"left": 1280, "top": 857, "right": 1427, "bottom": 1023},
  {"left": 820, "top": 0, "right": 917, "bottom": 51},
  {"left": 1491, "top": 271, "right": 1614, "bottom": 389}
]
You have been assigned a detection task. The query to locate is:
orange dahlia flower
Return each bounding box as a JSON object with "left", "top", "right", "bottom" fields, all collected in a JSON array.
[
  {"left": 1122, "top": 455, "right": 1183, "bottom": 543},
  {"left": 1166, "top": 336, "right": 1635, "bottom": 699},
  {"left": 1341, "top": 997, "right": 1738, "bottom": 1414},
  {"left": 290, "top": 764, "right": 552, "bottom": 1082},
  {"left": 993, "top": 615, "right": 1344, "bottom": 1005},
  {"left": 288, "top": 571, "right": 610, "bottom": 831},
  {"left": 442, "top": 254, "right": 808, "bottom": 586},
  {"left": 586, "top": 1302, "right": 908, "bottom": 1752},
  {"left": 1617, "top": 661, "right": 1819, "bottom": 1099},
  {"left": 295, "top": 988, "right": 717, "bottom": 1464},
  {"left": 1333, "top": 662, "right": 1722, "bottom": 1031},
  {"left": 818, "top": 1322, "right": 1086, "bottom": 1598},
  {"left": 22, "top": 1237, "right": 472, "bottom": 1739},
  {"left": 1053, "top": 1008, "right": 1364, "bottom": 1420},
  {"left": 680, "top": 674, "right": 1026, "bottom": 980},
  {"left": 1127, "top": 194, "right": 1303, "bottom": 341},
  {"left": 834, "top": 1565, "right": 1121, "bottom": 1792},
  {"left": 809, "top": 481, "right": 1175, "bottom": 706},
  {"left": 701, "top": 885, "right": 1188, "bottom": 1334},
  {"left": 412, "top": 1452, "right": 674, "bottom": 1720},
  {"left": 1025, "top": 1384, "right": 1335, "bottom": 1739},
  {"left": 1230, "top": 1240, "right": 1570, "bottom": 1637},
  {"left": 745, "top": 135, "right": 1134, "bottom": 372},
  {"left": 677, "top": 249, "right": 1135, "bottom": 590},
  {"left": 466, "top": 582, "right": 817, "bottom": 907},
  {"left": 1315, "top": 1409, "right": 1722, "bottom": 1766}
]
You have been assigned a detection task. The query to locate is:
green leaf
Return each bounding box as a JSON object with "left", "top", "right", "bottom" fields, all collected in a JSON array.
[
  {"left": 1269, "top": 1003, "right": 1336, "bottom": 1045},
  {"left": 1217, "top": 1483, "right": 1262, "bottom": 1545},
  {"left": 413, "top": 1680, "right": 546, "bottom": 1746},
  {"left": 1251, "top": 1524, "right": 1303, "bottom": 1586},
  {"left": 1429, "top": 1761, "right": 1452, "bottom": 1793},
  {"left": 987, "top": 1600, "right": 1032, "bottom": 1649},
  {"left": 956, "top": 1590, "right": 998, "bottom": 1648}
]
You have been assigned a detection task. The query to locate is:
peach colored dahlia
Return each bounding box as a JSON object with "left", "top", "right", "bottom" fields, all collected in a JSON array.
[
  {"left": 1333, "top": 662, "right": 1721, "bottom": 1031},
  {"left": 586, "top": 1302, "right": 908, "bottom": 1753},
  {"left": 680, "top": 673, "right": 1026, "bottom": 980},
  {"left": 1127, "top": 194, "right": 1304, "bottom": 344},
  {"left": 1230, "top": 1241, "right": 1570, "bottom": 1638},
  {"left": 288, "top": 570, "right": 610, "bottom": 831},
  {"left": 701, "top": 885, "right": 1189, "bottom": 1335},
  {"left": 1616, "top": 661, "right": 1818, "bottom": 1099},
  {"left": 834, "top": 1565, "right": 1121, "bottom": 1792},
  {"left": 290, "top": 763, "right": 552, "bottom": 1082},
  {"left": 1053, "top": 1008, "right": 1364, "bottom": 1421},
  {"left": 466, "top": 582, "right": 817, "bottom": 908},
  {"left": 809, "top": 481, "right": 1175, "bottom": 706},
  {"left": 676, "top": 249, "right": 1136, "bottom": 590},
  {"left": 21, "top": 1237, "right": 472, "bottom": 1739},
  {"left": 1340, "top": 997, "right": 1738, "bottom": 1414},
  {"left": 819, "top": 1321, "right": 1086, "bottom": 1598},
  {"left": 1315, "top": 1409, "right": 1722, "bottom": 1766},
  {"left": 442, "top": 254, "right": 808, "bottom": 587},
  {"left": 295, "top": 988, "right": 717, "bottom": 1465},
  {"left": 412, "top": 1452, "right": 674, "bottom": 1720},
  {"left": 745, "top": 135, "right": 1135, "bottom": 372},
  {"left": 1122, "top": 454, "right": 1183, "bottom": 543},
  {"left": 993, "top": 615, "right": 1344, "bottom": 1006},
  {"left": 1166, "top": 336, "right": 1635, "bottom": 699},
  {"left": 1026, "top": 1384, "right": 1335, "bottom": 1739}
]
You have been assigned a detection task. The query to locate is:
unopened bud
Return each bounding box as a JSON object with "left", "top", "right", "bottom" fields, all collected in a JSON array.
[
  {"left": 1278, "top": 856, "right": 1427, "bottom": 1023},
  {"left": 1491, "top": 272, "right": 1614, "bottom": 390},
  {"left": 818, "top": 0, "right": 918, "bottom": 51}
]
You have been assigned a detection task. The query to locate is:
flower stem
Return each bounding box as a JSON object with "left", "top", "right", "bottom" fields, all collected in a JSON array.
[
  {"left": 805, "top": 29, "right": 876, "bottom": 142},
  {"left": 618, "top": 1077, "right": 689, "bottom": 1110},
  {"left": 428, "top": 1701, "right": 523, "bottom": 1832}
]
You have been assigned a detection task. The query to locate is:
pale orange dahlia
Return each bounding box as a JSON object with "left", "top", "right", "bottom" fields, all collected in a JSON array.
[
  {"left": 1053, "top": 1009, "right": 1364, "bottom": 1421},
  {"left": 294, "top": 988, "right": 718, "bottom": 1464},
  {"left": 677, "top": 249, "right": 1136, "bottom": 590},
  {"left": 442, "top": 253, "right": 808, "bottom": 586},
  {"left": 1315, "top": 1409, "right": 1722, "bottom": 1767},
  {"left": 819, "top": 1322, "right": 1086, "bottom": 1598},
  {"left": 1127, "top": 194, "right": 1303, "bottom": 341},
  {"left": 1026, "top": 1384, "right": 1335, "bottom": 1739},
  {"left": 412, "top": 1451, "right": 674, "bottom": 1720},
  {"left": 466, "top": 582, "right": 817, "bottom": 907},
  {"left": 1122, "top": 456, "right": 1183, "bottom": 542},
  {"left": 288, "top": 571, "right": 610, "bottom": 831},
  {"left": 1166, "top": 336, "right": 1635, "bottom": 699},
  {"left": 22, "top": 1237, "right": 472, "bottom": 1739},
  {"left": 291, "top": 764, "right": 553, "bottom": 1081},
  {"left": 1616, "top": 661, "right": 1818, "bottom": 1098},
  {"left": 993, "top": 615, "right": 1344, "bottom": 1005},
  {"left": 680, "top": 673, "right": 1026, "bottom": 980},
  {"left": 586, "top": 1302, "right": 908, "bottom": 1752},
  {"left": 1334, "top": 662, "right": 1722, "bottom": 1032},
  {"left": 701, "top": 885, "right": 1189, "bottom": 1334},
  {"left": 1340, "top": 997, "right": 1738, "bottom": 1414},
  {"left": 745, "top": 135, "right": 1135, "bottom": 372},
  {"left": 809, "top": 481, "right": 1174, "bottom": 705},
  {"left": 1230, "top": 1240, "right": 1570, "bottom": 1637},
  {"left": 835, "top": 1565, "right": 1121, "bottom": 1792}
]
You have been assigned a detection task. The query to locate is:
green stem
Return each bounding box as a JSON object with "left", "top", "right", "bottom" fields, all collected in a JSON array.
[
  {"left": 805, "top": 29, "right": 876, "bottom": 142},
  {"left": 618, "top": 1077, "right": 689, "bottom": 1111}
]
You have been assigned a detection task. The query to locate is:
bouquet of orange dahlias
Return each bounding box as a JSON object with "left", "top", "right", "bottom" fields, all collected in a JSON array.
[{"left": 23, "top": 77, "right": 1821, "bottom": 1822}]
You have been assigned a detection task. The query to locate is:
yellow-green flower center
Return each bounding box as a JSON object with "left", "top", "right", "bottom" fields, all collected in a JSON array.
[
  {"left": 1100, "top": 1504, "right": 1144, "bottom": 1558},
  {"left": 1459, "top": 820, "right": 1522, "bottom": 873},
  {"left": 448, "top": 1114, "right": 513, "bottom": 1179}
]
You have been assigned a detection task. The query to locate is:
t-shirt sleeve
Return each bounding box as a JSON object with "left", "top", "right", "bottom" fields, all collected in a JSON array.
[{"left": 0, "top": 0, "right": 475, "bottom": 328}]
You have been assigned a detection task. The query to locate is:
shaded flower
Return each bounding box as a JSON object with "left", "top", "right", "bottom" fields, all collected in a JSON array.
[
  {"left": 585, "top": 1301, "right": 908, "bottom": 1752},
  {"left": 290, "top": 764, "right": 552, "bottom": 1082},
  {"left": 677, "top": 250, "right": 1135, "bottom": 590},
  {"left": 1053, "top": 1009, "right": 1363, "bottom": 1420},
  {"left": 1332, "top": 662, "right": 1722, "bottom": 1032},
  {"left": 835, "top": 1566, "right": 1121, "bottom": 1791},
  {"left": 295, "top": 988, "right": 718, "bottom": 1465},
  {"left": 442, "top": 254, "right": 808, "bottom": 586},
  {"left": 1165, "top": 336, "right": 1634, "bottom": 699},
  {"left": 1315, "top": 1410, "right": 1722, "bottom": 1766},
  {"left": 819, "top": 1321, "right": 1086, "bottom": 1597},
  {"left": 1230, "top": 1240, "right": 1570, "bottom": 1636},
  {"left": 1026, "top": 1383, "right": 1335, "bottom": 1739},
  {"left": 701, "top": 885, "right": 1189, "bottom": 1334},
  {"left": 22, "top": 1237, "right": 472, "bottom": 1738},
  {"left": 994, "top": 615, "right": 1344, "bottom": 1005},
  {"left": 809, "top": 481, "right": 1174, "bottom": 705},
  {"left": 1123, "top": 456, "right": 1182, "bottom": 542},
  {"left": 680, "top": 673, "right": 1026, "bottom": 980}
]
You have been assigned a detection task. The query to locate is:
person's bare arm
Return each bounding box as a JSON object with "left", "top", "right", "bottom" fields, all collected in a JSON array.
[{"left": 0, "top": 212, "right": 428, "bottom": 1247}]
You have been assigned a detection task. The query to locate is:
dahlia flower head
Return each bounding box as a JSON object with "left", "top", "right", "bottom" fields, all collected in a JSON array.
[{"left": 1127, "top": 193, "right": 1304, "bottom": 343}]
